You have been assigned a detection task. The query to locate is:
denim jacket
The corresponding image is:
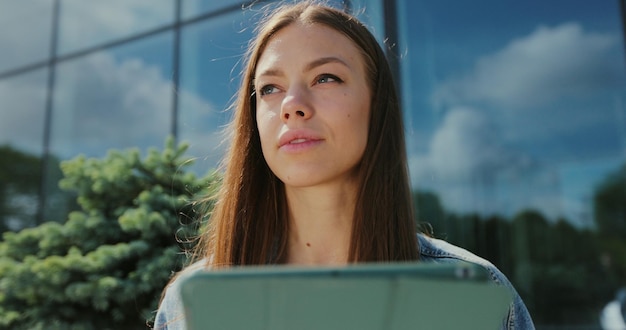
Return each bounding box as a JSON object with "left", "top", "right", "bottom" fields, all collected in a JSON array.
[
  {"left": 416, "top": 235, "right": 535, "bottom": 329},
  {"left": 153, "top": 234, "right": 535, "bottom": 329}
]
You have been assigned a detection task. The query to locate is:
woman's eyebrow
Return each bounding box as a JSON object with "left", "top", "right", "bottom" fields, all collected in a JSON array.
[
  {"left": 257, "top": 56, "right": 350, "bottom": 79},
  {"left": 304, "top": 56, "right": 350, "bottom": 72},
  {"left": 256, "top": 68, "right": 283, "bottom": 79}
]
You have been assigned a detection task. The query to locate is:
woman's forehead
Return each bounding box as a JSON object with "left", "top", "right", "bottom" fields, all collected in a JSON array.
[{"left": 255, "top": 22, "right": 363, "bottom": 74}]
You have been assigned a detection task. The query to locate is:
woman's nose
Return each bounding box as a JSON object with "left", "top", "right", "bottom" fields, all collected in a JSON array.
[
  {"left": 283, "top": 109, "right": 307, "bottom": 120},
  {"left": 280, "top": 87, "right": 313, "bottom": 122}
]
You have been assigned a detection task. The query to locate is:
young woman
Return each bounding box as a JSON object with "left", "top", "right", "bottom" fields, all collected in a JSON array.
[{"left": 154, "top": 2, "right": 535, "bottom": 329}]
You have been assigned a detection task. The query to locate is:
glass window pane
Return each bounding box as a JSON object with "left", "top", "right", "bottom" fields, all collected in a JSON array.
[
  {"left": 0, "top": 1, "right": 53, "bottom": 72},
  {"left": 178, "top": 11, "right": 255, "bottom": 172},
  {"left": 398, "top": 0, "right": 626, "bottom": 326},
  {"left": 351, "top": 0, "right": 385, "bottom": 42},
  {"left": 0, "top": 69, "right": 48, "bottom": 231},
  {"left": 181, "top": 0, "right": 242, "bottom": 20},
  {"left": 0, "top": 71, "right": 47, "bottom": 155},
  {"left": 45, "top": 32, "right": 174, "bottom": 222},
  {"left": 58, "top": 0, "right": 175, "bottom": 55}
]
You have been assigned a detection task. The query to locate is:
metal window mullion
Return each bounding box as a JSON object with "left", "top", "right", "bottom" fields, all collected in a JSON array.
[{"left": 37, "top": 0, "right": 61, "bottom": 225}]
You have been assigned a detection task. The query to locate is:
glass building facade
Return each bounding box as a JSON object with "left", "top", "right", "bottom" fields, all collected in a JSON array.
[{"left": 0, "top": 0, "right": 624, "bottom": 327}]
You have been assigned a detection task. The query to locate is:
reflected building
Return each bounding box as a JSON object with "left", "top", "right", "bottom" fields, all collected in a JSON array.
[{"left": 0, "top": 0, "right": 625, "bottom": 327}]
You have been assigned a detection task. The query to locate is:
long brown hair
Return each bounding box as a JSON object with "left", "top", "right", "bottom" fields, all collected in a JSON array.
[{"left": 196, "top": 1, "right": 419, "bottom": 268}]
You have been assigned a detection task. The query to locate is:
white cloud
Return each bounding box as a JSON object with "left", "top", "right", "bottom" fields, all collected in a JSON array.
[
  {"left": 412, "top": 107, "right": 530, "bottom": 181},
  {"left": 409, "top": 106, "right": 606, "bottom": 225},
  {"left": 414, "top": 22, "right": 624, "bottom": 223},
  {"left": 430, "top": 108, "right": 500, "bottom": 177},
  {"left": 1, "top": 0, "right": 226, "bottom": 169},
  {"left": 432, "top": 23, "right": 621, "bottom": 110},
  {"left": 0, "top": 0, "right": 53, "bottom": 72},
  {"left": 0, "top": 0, "right": 174, "bottom": 70},
  {"left": 178, "top": 97, "right": 230, "bottom": 174},
  {"left": 0, "top": 0, "right": 173, "bottom": 72},
  {"left": 0, "top": 71, "right": 47, "bottom": 155},
  {"left": 58, "top": 0, "right": 174, "bottom": 54},
  {"left": 410, "top": 107, "right": 539, "bottom": 217},
  {"left": 50, "top": 51, "right": 223, "bottom": 166}
]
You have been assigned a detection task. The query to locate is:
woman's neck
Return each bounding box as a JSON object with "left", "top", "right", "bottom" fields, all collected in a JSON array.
[{"left": 284, "top": 182, "right": 357, "bottom": 266}]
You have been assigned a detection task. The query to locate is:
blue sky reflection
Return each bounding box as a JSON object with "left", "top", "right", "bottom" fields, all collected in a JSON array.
[{"left": 400, "top": 0, "right": 626, "bottom": 227}]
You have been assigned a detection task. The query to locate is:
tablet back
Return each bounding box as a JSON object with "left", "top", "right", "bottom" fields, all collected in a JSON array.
[{"left": 180, "top": 262, "right": 511, "bottom": 330}]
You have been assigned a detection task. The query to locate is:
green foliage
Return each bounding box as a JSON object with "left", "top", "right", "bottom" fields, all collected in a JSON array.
[
  {"left": 415, "top": 187, "right": 626, "bottom": 325},
  {"left": 0, "top": 145, "right": 43, "bottom": 231},
  {"left": 594, "top": 164, "right": 626, "bottom": 239},
  {"left": 0, "top": 138, "right": 217, "bottom": 329}
]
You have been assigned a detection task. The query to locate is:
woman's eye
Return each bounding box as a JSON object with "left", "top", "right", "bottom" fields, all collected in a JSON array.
[
  {"left": 316, "top": 74, "right": 342, "bottom": 84},
  {"left": 259, "top": 85, "right": 279, "bottom": 96}
]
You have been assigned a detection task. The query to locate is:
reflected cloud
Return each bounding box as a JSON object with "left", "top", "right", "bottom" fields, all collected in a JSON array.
[
  {"left": 414, "top": 22, "right": 625, "bottom": 226},
  {"left": 426, "top": 107, "right": 528, "bottom": 179},
  {"left": 52, "top": 51, "right": 222, "bottom": 163},
  {"left": 412, "top": 107, "right": 521, "bottom": 207},
  {"left": 0, "top": 71, "right": 47, "bottom": 155},
  {"left": 0, "top": 0, "right": 52, "bottom": 72},
  {"left": 58, "top": 0, "right": 174, "bottom": 53},
  {"left": 432, "top": 23, "right": 621, "bottom": 110},
  {"left": 178, "top": 99, "right": 230, "bottom": 174},
  {"left": 409, "top": 107, "right": 571, "bottom": 221},
  {"left": 0, "top": 0, "right": 174, "bottom": 71}
]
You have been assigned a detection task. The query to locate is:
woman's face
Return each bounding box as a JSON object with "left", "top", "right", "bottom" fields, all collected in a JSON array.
[{"left": 255, "top": 22, "right": 371, "bottom": 189}]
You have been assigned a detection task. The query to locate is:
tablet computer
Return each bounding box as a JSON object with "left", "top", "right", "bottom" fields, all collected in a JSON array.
[{"left": 180, "top": 262, "right": 511, "bottom": 330}]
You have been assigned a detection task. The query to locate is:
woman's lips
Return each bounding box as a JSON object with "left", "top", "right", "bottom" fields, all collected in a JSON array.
[
  {"left": 278, "top": 130, "right": 323, "bottom": 152},
  {"left": 280, "top": 140, "right": 323, "bottom": 153}
]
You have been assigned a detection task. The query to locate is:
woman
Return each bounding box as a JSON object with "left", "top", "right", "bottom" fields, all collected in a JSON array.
[{"left": 154, "top": 1, "right": 534, "bottom": 329}]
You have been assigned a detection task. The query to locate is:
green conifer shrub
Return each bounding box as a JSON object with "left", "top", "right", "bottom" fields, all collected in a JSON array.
[{"left": 0, "top": 138, "right": 217, "bottom": 329}]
